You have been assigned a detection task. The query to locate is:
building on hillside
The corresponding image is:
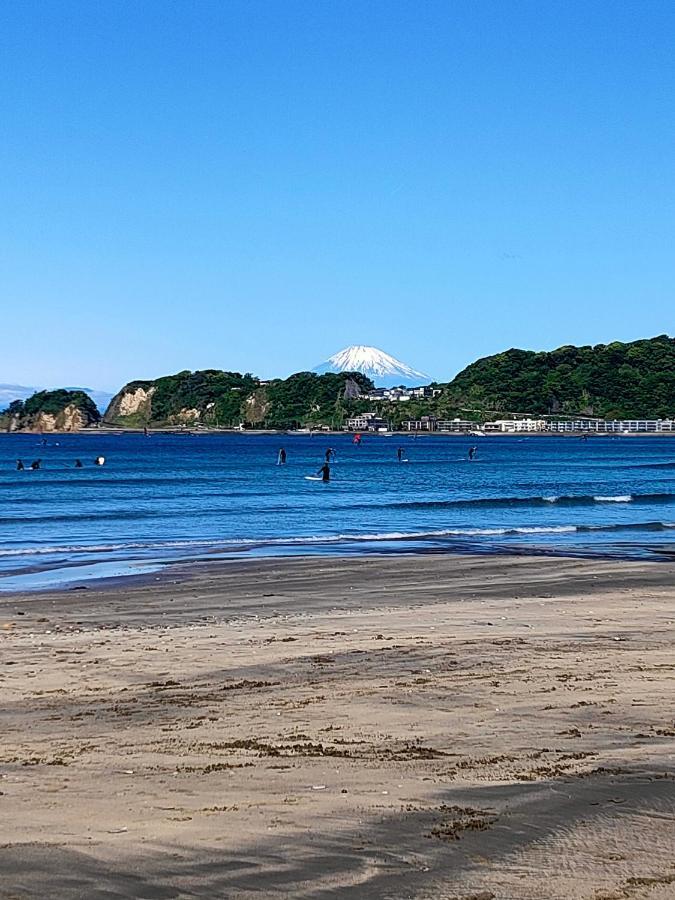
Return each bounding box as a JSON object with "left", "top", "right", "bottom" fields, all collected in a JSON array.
[{"left": 364, "top": 386, "right": 441, "bottom": 402}]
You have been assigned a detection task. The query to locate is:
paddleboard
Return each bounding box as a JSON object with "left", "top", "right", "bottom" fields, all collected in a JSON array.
[{"left": 304, "top": 475, "right": 324, "bottom": 481}]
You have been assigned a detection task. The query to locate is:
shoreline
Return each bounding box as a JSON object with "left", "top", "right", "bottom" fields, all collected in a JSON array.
[
  {"left": 2, "top": 536, "right": 675, "bottom": 597},
  {"left": 2, "top": 553, "right": 674, "bottom": 898},
  {"left": 3, "top": 426, "right": 675, "bottom": 437}
]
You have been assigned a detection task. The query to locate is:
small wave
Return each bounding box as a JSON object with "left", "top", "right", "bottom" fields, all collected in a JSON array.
[
  {"left": 2, "top": 521, "right": 673, "bottom": 559},
  {"left": 354, "top": 492, "right": 674, "bottom": 511}
]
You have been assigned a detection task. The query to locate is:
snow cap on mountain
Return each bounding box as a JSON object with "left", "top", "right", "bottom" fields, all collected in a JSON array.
[{"left": 313, "top": 345, "right": 430, "bottom": 387}]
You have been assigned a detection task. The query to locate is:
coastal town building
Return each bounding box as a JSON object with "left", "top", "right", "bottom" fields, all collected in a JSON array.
[
  {"left": 484, "top": 418, "right": 548, "bottom": 433},
  {"left": 344, "top": 412, "right": 674, "bottom": 434},
  {"left": 547, "top": 418, "right": 675, "bottom": 433},
  {"left": 399, "top": 417, "right": 476, "bottom": 432},
  {"left": 346, "top": 412, "right": 389, "bottom": 431}
]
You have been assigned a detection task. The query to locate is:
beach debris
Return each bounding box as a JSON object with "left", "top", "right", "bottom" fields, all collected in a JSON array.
[{"left": 311, "top": 784, "right": 326, "bottom": 791}]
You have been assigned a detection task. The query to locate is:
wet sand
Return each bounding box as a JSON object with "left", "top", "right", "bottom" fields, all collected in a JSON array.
[{"left": 1, "top": 554, "right": 674, "bottom": 899}]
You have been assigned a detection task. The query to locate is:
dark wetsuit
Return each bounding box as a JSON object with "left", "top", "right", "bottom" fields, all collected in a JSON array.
[
  {"left": 318, "top": 463, "right": 330, "bottom": 482},
  {"left": 30, "top": 460, "right": 41, "bottom": 470},
  {"left": 75, "top": 459, "right": 83, "bottom": 468},
  {"left": 397, "top": 447, "right": 404, "bottom": 462},
  {"left": 16, "top": 460, "right": 24, "bottom": 471},
  {"left": 278, "top": 449, "right": 287, "bottom": 465}
]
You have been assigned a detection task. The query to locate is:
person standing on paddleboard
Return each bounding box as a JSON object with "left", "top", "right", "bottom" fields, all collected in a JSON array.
[{"left": 317, "top": 462, "right": 331, "bottom": 482}]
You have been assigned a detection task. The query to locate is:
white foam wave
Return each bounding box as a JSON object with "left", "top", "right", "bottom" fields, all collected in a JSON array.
[{"left": 0, "top": 525, "right": 588, "bottom": 560}]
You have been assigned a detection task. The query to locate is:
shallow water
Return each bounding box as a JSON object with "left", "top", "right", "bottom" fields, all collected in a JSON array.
[{"left": 1, "top": 432, "right": 674, "bottom": 589}]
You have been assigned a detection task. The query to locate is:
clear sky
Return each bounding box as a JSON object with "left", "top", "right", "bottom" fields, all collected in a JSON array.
[{"left": 1, "top": 0, "right": 674, "bottom": 391}]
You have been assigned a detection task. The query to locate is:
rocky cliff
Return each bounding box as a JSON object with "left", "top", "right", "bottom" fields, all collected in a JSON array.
[
  {"left": 103, "top": 371, "right": 259, "bottom": 427},
  {"left": 1, "top": 390, "right": 101, "bottom": 432}
]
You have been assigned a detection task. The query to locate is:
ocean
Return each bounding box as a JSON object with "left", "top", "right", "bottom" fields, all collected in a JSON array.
[{"left": 1, "top": 431, "right": 674, "bottom": 590}]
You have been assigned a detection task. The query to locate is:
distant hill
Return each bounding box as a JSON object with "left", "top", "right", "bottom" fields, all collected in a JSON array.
[
  {"left": 0, "top": 383, "right": 40, "bottom": 407},
  {"left": 103, "top": 369, "right": 373, "bottom": 428},
  {"left": 1, "top": 390, "right": 101, "bottom": 432},
  {"left": 0, "top": 383, "right": 113, "bottom": 413},
  {"left": 441, "top": 335, "right": 675, "bottom": 419},
  {"left": 63, "top": 387, "right": 115, "bottom": 413}
]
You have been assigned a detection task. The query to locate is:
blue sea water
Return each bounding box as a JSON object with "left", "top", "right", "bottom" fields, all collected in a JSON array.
[{"left": 1, "top": 432, "right": 674, "bottom": 590}]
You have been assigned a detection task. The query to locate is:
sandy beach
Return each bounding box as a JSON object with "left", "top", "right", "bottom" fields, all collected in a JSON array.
[{"left": 1, "top": 554, "right": 674, "bottom": 899}]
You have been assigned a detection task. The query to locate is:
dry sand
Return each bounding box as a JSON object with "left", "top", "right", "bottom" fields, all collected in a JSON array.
[{"left": 1, "top": 554, "right": 674, "bottom": 899}]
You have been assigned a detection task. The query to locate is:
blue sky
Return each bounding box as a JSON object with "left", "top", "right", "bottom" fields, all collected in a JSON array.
[{"left": 2, "top": 0, "right": 674, "bottom": 390}]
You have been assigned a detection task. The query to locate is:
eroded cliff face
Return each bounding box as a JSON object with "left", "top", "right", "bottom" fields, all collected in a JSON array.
[
  {"left": 3, "top": 404, "right": 99, "bottom": 432},
  {"left": 103, "top": 385, "right": 155, "bottom": 424},
  {"left": 168, "top": 407, "right": 201, "bottom": 425},
  {"left": 245, "top": 387, "right": 270, "bottom": 425}
]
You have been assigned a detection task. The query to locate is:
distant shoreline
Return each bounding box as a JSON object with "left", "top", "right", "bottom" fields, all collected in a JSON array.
[{"left": 2, "top": 427, "right": 675, "bottom": 438}]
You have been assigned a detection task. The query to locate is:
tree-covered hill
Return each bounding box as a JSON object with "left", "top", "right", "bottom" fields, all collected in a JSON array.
[
  {"left": 1, "top": 389, "right": 101, "bottom": 431},
  {"left": 441, "top": 335, "right": 675, "bottom": 419},
  {"left": 103, "top": 369, "right": 373, "bottom": 428}
]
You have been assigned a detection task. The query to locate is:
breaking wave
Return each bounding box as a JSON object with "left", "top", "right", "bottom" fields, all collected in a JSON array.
[
  {"left": 351, "top": 492, "right": 674, "bottom": 511},
  {"left": 1, "top": 521, "right": 673, "bottom": 559}
]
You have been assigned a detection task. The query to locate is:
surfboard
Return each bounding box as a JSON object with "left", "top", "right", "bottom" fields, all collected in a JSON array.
[{"left": 304, "top": 475, "right": 324, "bottom": 481}]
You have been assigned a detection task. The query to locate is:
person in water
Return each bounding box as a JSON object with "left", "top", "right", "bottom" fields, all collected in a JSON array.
[
  {"left": 75, "top": 459, "right": 83, "bottom": 468},
  {"left": 325, "top": 447, "right": 335, "bottom": 462},
  {"left": 94, "top": 456, "right": 105, "bottom": 466},
  {"left": 317, "top": 462, "right": 330, "bottom": 482},
  {"left": 468, "top": 446, "right": 477, "bottom": 460},
  {"left": 397, "top": 447, "right": 404, "bottom": 462},
  {"left": 278, "top": 448, "right": 287, "bottom": 465},
  {"left": 16, "top": 460, "right": 24, "bottom": 470},
  {"left": 30, "top": 459, "right": 41, "bottom": 470}
]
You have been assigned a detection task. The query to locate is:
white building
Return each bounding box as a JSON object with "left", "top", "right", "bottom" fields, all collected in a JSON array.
[
  {"left": 484, "top": 418, "right": 547, "bottom": 433},
  {"left": 547, "top": 419, "right": 674, "bottom": 433}
]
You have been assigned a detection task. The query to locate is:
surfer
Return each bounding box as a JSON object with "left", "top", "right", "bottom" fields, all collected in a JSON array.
[
  {"left": 325, "top": 447, "right": 335, "bottom": 462},
  {"left": 16, "top": 460, "right": 24, "bottom": 470},
  {"left": 75, "top": 459, "right": 83, "bottom": 468},
  {"left": 317, "top": 462, "right": 331, "bottom": 482},
  {"left": 353, "top": 433, "right": 362, "bottom": 445},
  {"left": 397, "top": 447, "right": 404, "bottom": 462},
  {"left": 30, "top": 459, "right": 41, "bottom": 470},
  {"left": 278, "top": 448, "right": 287, "bottom": 465},
  {"left": 94, "top": 456, "right": 105, "bottom": 466},
  {"left": 468, "top": 446, "right": 477, "bottom": 460}
]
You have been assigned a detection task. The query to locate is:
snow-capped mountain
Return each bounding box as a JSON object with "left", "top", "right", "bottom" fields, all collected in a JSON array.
[{"left": 313, "top": 345, "right": 430, "bottom": 387}]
